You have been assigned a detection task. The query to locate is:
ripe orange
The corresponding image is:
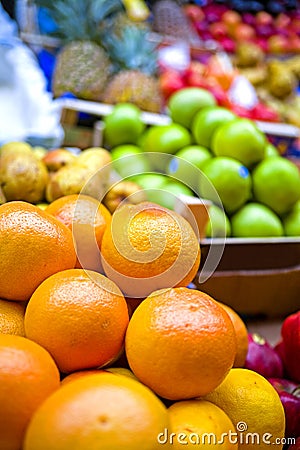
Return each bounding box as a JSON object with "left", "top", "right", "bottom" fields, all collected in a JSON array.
[
  {"left": 0, "top": 298, "right": 26, "bottom": 336},
  {"left": 24, "top": 269, "right": 130, "bottom": 373},
  {"left": 0, "top": 201, "right": 76, "bottom": 301},
  {"left": 167, "top": 399, "right": 237, "bottom": 449},
  {"left": 125, "top": 287, "right": 237, "bottom": 400},
  {"left": 61, "top": 370, "right": 105, "bottom": 386},
  {"left": 23, "top": 373, "right": 169, "bottom": 450},
  {"left": 101, "top": 202, "right": 200, "bottom": 298},
  {"left": 217, "top": 301, "right": 249, "bottom": 368},
  {"left": 46, "top": 194, "right": 111, "bottom": 269},
  {"left": 0, "top": 334, "right": 60, "bottom": 450}
]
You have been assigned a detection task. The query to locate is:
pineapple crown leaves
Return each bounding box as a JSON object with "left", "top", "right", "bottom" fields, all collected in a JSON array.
[
  {"left": 103, "top": 26, "right": 158, "bottom": 76},
  {"left": 34, "top": 0, "right": 124, "bottom": 42}
]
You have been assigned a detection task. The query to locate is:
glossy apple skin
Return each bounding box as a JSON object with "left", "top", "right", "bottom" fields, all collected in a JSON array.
[
  {"left": 280, "top": 311, "right": 300, "bottom": 383},
  {"left": 268, "top": 378, "right": 300, "bottom": 439},
  {"left": 244, "top": 333, "right": 284, "bottom": 378}
]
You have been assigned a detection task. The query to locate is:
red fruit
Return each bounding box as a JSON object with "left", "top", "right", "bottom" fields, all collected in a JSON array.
[
  {"left": 209, "top": 86, "right": 231, "bottom": 108},
  {"left": 276, "top": 13, "right": 291, "bottom": 30},
  {"left": 159, "top": 70, "right": 186, "bottom": 99},
  {"left": 228, "top": 103, "right": 255, "bottom": 119},
  {"left": 281, "top": 311, "right": 300, "bottom": 383},
  {"left": 222, "top": 10, "right": 242, "bottom": 30},
  {"left": 256, "top": 11, "right": 273, "bottom": 26},
  {"left": 244, "top": 333, "right": 284, "bottom": 378},
  {"left": 184, "top": 5, "right": 204, "bottom": 23},
  {"left": 242, "top": 13, "right": 256, "bottom": 26},
  {"left": 288, "top": 437, "right": 300, "bottom": 449},
  {"left": 251, "top": 103, "right": 280, "bottom": 122},
  {"left": 210, "top": 22, "right": 228, "bottom": 40},
  {"left": 268, "top": 35, "right": 289, "bottom": 54},
  {"left": 219, "top": 37, "right": 236, "bottom": 53},
  {"left": 268, "top": 378, "right": 300, "bottom": 439},
  {"left": 233, "top": 23, "right": 256, "bottom": 41}
]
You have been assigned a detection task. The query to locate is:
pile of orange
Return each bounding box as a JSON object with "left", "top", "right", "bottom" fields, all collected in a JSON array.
[{"left": 0, "top": 199, "right": 285, "bottom": 450}]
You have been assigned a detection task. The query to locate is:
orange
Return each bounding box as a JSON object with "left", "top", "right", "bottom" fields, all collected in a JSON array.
[
  {"left": 204, "top": 368, "right": 285, "bottom": 450},
  {"left": 23, "top": 373, "right": 169, "bottom": 450},
  {"left": 125, "top": 287, "right": 236, "bottom": 400},
  {"left": 46, "top": 194, "right": 111, "bottom": 269},
  {"left": 24, "top": 269, "right": 129, "bottom": 373},
  {"left": 217, "top": 302, "right": 249, "bottom": 368},
  {"left": 61, "top": 370, "right": 105, "bottom": 386},
  {"left": 0, "top": 201, "right": 76, "bottom": 301},
  {"left": 166, "top": 399, "right": 237, "bottom": 449},
  {"left": 0, "top": 334, "right": 60, "bottom": 450},
  {"left": 101, "top": 202, "right": 200, "bottom": 298},
  {"left": 0, "top": 298, "right": 26, "bottom": 336}
]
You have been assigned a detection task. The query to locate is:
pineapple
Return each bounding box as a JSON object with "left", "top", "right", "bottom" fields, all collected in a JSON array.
[
  {"left": 102, "top": 26, "right": 163, "bottom": 113},
  {"left": 152, "top": 0, "right": 198, "bottom": 43},
  {"left": 34, "top": 0, "right": 124, "bottom": 100}
]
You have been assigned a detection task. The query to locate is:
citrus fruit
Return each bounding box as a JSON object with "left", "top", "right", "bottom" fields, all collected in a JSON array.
[
  {"left": 252, "top": 157, "right": 300, "bottom": 215},
  {"left": 165, "top": 399, "right": 237, "bottom": 448},
  {"left": 100, "top": 202, "right": 200, "bottom": 298},
  {"left": 265, "top": 143, "right": 279, "bottom": 158},
  {"left": 45, "top": 194, "right": 111, "bottom": 269},
  {"left": 200, "top": 157, "right": 252, "bottom": 214},
  {"left": 147, "top": 180, "right": 194, "bottom": 211},
  {"left": 0, "top": 334, "right": 60, "bottom": 450},
  {"left": 206, "top": 204, "right": 231, "bottom": 238},
  {"left": 192, "top": 106, "right": 236, "bottom": 149},
  {"left": 104, "top": 103, "right": 145, "bottom": 147},
  {"left": 231, "top": 203, "right": 284, "bottom": 237},
  {"left": 204, "top": 368, "right": 286, "bottom": 449},
  {"left": 24, "top": 268, "right": 129, "bottom": 373},
  {"left": 0, "top": 201, "right": 76, "bottom": 301},
  {"left": 0, "top": 299, "right": 26, "bottom": 336},
  {"left": 216, "top": 302, "right": 248, "bottom": 368},
  {"left": 105, "top": 367, "right": 139, "bottom": 381},
  {"left": 111, "top": 144, "right": 151, "bottom": 178},
  {"left": 61, "top": 370, "right": 105, "bottom": 386},
  {"left": 125, "top": 287, "right": 236, "bottom": 400},
  {"left": 23, "top": 373, "right": 169, "bottom": 450},
  {"left": 168, "top": 87, "right": 216, "bottom": 129},
  {"left": 283, "top": 204, "right": 300, "bottom": 236},
  {"left": 167, "top": 145, "right": 212, "bottom": 189},
  {"left": 142, "top": 124, "right": 191, "bottom": 154},
  {"left": 212, "top": 118, "right": 267, "bottom": 167}
]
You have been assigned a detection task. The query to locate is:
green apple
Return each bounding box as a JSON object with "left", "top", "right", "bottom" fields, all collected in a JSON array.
[
  {"left": 283, "top": 204, "right": 300, "bottom": 236},
  {"left": 104, "top": 103, "right": 145, "bottom": 147},
  {"left": 206, "top": 204, "right": 231, "bottom": 238},
  {"left": 167, "top": 145, "right": 212, "bottom": 190},
  {"left": 142, "top": 124, "right": 191, "bottom": 155},
  {"left": 131, "top": 173, "right": 168, "bottom": 190},
  {"left": 111, "top": 145, "right": 151, "bottom": 178},
  {"left": 168, "top": 87, "right": 216, "bottom": 129},
  {"left": 192, "top": 106, "right": 236, "bottom": 150},
  {"left": 200, "top": 157, "right": 252, "bottom": 215},
  {"left": 252, "top": 157, "right": 300, "bottom": 215},
  {"left": 231, "top": 203, "right": 284, "bottom": 237},
  {"left": 212, "top": 118, "right": 267, "bottom": 167},
  {"left": 147, "top": 180, "right": 194, "bottom": 210},
  {"left": 265, "top": 143, "right": 279, "bottom": 158}
]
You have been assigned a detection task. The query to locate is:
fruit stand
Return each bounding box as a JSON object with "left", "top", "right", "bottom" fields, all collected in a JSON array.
[{"left": 0, "top": 1, "right": 300, "bottom": 449}]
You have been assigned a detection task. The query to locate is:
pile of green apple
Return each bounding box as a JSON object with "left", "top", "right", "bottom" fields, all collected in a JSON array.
[{"left": 103, "top": 88, "right": 300, "bottom": 238}]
